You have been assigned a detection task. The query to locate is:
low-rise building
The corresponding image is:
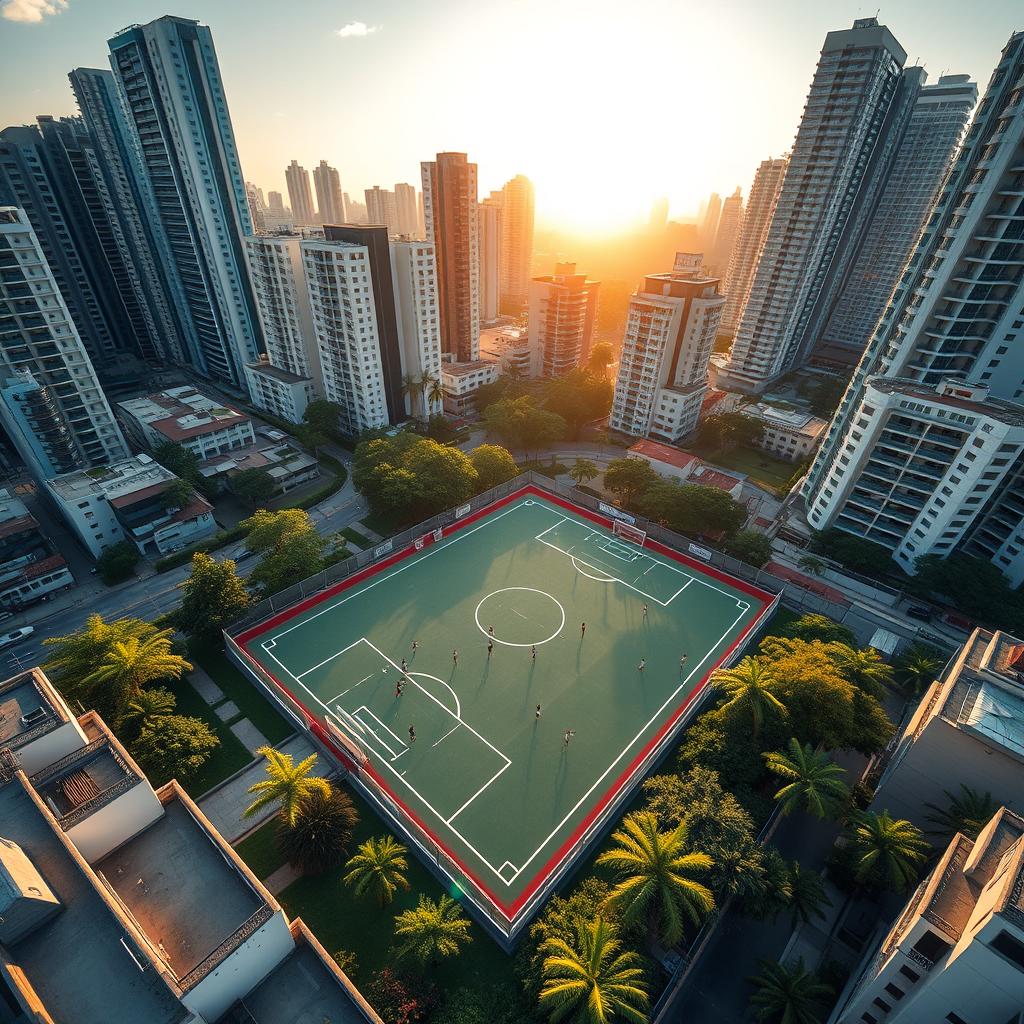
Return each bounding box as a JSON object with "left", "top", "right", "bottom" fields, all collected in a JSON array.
[
  {"left": 831, "top": 806, "right": 1024, "bottom": 1024},
  {"left": 743, "top": 401, "right": 827, "bottom": 461},
  {"left": 47, "top": 455, "right": 215, "bottom": 558},
  {"left": 871, "top": 627, "right": 1024, "bottom": 830},
  {"left": 480, "top": 325, "right": 531, "bottom": 376},
  {"left": 245, "top": 359, "right": 319, "bottom": 425},
  {"left": 0, "top": 488, "right": 73, "bottom": 610},
  {"left": 200, "top": 440, "right": 321, "bottom": 495},
  {"left": 441, "top": 359, "right": 500, "bottom": 416},
  {"left": 0, "top": 667, "right": 383, "bottom": 1024},
  {"left": 626, "top": 439, "right": 744, "bottom": 498},
  {"left": 118, "top": 386, "right": 255, "bottom": 459}
]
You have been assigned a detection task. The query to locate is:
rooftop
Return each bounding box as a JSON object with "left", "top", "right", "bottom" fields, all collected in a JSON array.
[
  {"left": 441, "top": 359, "right": 497, "bottom": 377},
  {"left": 246, "top": 360, "right": 312, "bottom": 385},
  {"left": 628, "top": 439, "right": 701, "bottom": 471},
  {"left": 0, "top": 777, "right": 187, "bottom": 1024},
  {"left": 0, "top": 669, "right": 66, "bottom": 750},
  {"left": 745, "top": 401, "right": 826, "bottom": 434},
  {"left": 691, "top": 466, "right": 744, "bottom": 492},
  {"left": 119, "top": 386, "right": 250, "bottom": 442},
  {"left": 868, "top": 375, "right": 1024, "bottom": 427},
  {"left": 48, "top": 455, "right": 175, "bottom": 504},
  {"left": 0, "top": 486, "right": 31, "bottom": 526},
  {"left": 199, "top": 441, "right": 317, "bottom": 482},
  {"left": 96, "top": 795, "right": 269, "bottom": 984}
]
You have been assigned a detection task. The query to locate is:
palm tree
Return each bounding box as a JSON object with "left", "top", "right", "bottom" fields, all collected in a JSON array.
[
  {"left": 83, "top": 629, "right": 191, "bottom": 721},
  {"left": 343, "top": 835, "right": 411, "bottom": 906},
  {"left": 797, "top": 554, "right": 827, "bottom": 577},
  {"left": 896, "top": 645, "right": 941, "bottom": 698},
  {"left": 425, "top": 374, "right": 444, "bottom": 416},
  {"left": 596, "top": 810, "right": 714, "bottom": 946},
  {"left": 244, "top": 746, "right": 331, "bottom": 827},
  {"left": 924, "top": 785, "right": 999, "bottom": 841},
  {"left": 539, "top": 916, "right": 649, "bottom": 1024},
  {"left": 277, "top": 785, "right": 358, "bottom": 875},
  {"left": 393, "top": 894, "right": 472, "bottom": 966},
  {"left": 123, "top": 686, "right": 176, "bottom": 731},
  {"left": 830, "top": 645, "right": 893, "bottom": 698},
  {"left": 845, "top": 811, "right": 928, "bottom": 891},
  {"left": 400, "top": 373, "right": 419, "bottom": 417},
  {"left": 713, "top": 656, "right": 786, "bottom": 740},
  {"left": 748, "top": 958, "right": 832, "bottom": 1024},
  {"left": 783, "top": 863, "right": 831, "bottom": 930},
  {"left": 570, "top": 458, "right": 600, "bottom": 488},
  {"left": 765, "top": 739, "right": 849, "bottom": 819}
]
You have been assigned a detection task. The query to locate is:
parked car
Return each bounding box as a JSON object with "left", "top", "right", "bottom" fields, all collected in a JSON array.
[
  {"left": 235, "top": 549, "right": 257, "bottom": 562},
  {"left": 0, "top": 626, "right": 34, "bottom": 651},
  {"left": 905, "top": 605, "right": 933, "bottom": 622}
]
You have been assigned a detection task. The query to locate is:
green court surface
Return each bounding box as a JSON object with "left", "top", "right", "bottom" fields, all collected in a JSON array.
[{"left": 236, "top": 490, "right": 771, "bottom": 930}]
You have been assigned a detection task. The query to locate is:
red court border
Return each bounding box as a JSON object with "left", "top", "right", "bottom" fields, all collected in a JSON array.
[{"left": 234, "top": 485, "right": 775, "bottom": 923}]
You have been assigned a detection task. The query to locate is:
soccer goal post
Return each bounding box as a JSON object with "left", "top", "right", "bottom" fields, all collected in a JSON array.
[
  {"left": 612, "top": 519, "right": 647, "bottom": 546},
  {"left": 324, "top": 710, "right": 370, "bottom": 769}
]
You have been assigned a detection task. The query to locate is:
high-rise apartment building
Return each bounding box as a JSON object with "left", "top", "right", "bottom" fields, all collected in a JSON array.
[
  {"left": 709, "top": 187, "right": 743, "bottom": 278},
  {"left": 804, "top": 32, "right": 1024, "bottom": 582},
  {"left": 527, "top": 263, "right": 600, "bottom": 378},
  {"left": 394, "top": 183, "right": 420, "bottom": 237},
  {"left": 364, "top": 187, "right": 399, "bottom": 234},
  {"left": 285, "top": 159, "right": 316, "bottom": 226},
  {"left": 720, "top": 157, "right": 788, "bottom": 334},
  {"left": 421, "top": 152, "right": 480, "bottom": 362},
  {"left": 499, "top": 174, "right": 535, "bottom": 314},
  {"left": 812, "top": 73, "right": 977, "bottom": 367},
  {"left": 244, "top": 234, "right": 322, "bottom": 422},
  {"left": 303, "top": 226, "right": 441, "bottom": 433},
  {"left": 0, "top": 208, "right": 129, "bottom": 479},
  {"left": 245, "top": 181, "right": 267, "bottom": 234},
  {"left": 313, "top": 160, "right": 345, "bottom": 225},
  {"left": 268, "top": 191, "right": 285, "bottom": 216},
  {"left": 478, "top": 191, "right": 503, "bottom": 324},
  {"left": 108, "top": 16, "right": 262, "bottom": 391},
  {"left": 609, "top": 253, "right": 725, "bottom": 442},
  {"left": 699, "top": 192, "right": 722, "bottom": 251},
  {"left": 722, "top": 18, "right": 910, "bottom": 392}
]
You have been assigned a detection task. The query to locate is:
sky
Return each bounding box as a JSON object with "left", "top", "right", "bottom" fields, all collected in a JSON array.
[{"left": 0, "top": 0, "right": 1020, "bottom": 233}]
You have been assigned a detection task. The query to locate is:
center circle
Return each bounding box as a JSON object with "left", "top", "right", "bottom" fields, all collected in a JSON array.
[{"left": 474, "top": 588, "right": 565, "bottom": 647}]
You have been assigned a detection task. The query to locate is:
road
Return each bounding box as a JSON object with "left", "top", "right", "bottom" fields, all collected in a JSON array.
[{"left": 1, "top": 487, "right": 369, "bottom": 677}]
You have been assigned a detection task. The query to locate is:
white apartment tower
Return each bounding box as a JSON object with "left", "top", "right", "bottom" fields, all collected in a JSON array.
[
  {"left": 313, "top": 161, "right": 346, "bottom": 225},
  {"left": 721, "top": 157, "right": 788, "bottom": 334},
  {"left": 527, "top": 263, "right": 600, "bottom": 378},
  {"left": 709, "top": 187, "right": 743, "bottom": 278},
  {"left": 394, "top": 183, "right": 420, "bottom": 237},
  {"left": 609, "top": 253, "right": 725, "bottom": 443},
  {"left": 722, "top": 18, "right": 909, "bottom": 392},
  {"left": 0, "top": 208, "right": 129, "bottom": 479},
  {"left": 478, "top": 191, "right": 503, "bottom": 324},
  {"left": 805, "top": 31, "right": 1024, "bottom": 582},
  {"left": 243, "top": 234, "right": 323, "bottom": 422},
  {"left": 365, "top": 187, "right": 399, "bottom": 234},
  {"left": 285, "top": 160, "right": 316, "bottom": 226},
  {"left": 391, "top": 240, "right": 443, "bottom": 418},
  {"left": 421, "top": 152, "right": 480, "bottom": 362}
]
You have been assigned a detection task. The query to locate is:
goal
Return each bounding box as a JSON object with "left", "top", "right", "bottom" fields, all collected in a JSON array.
[
  {"left": 612, "top": 520, "right": 647, "bottom": 547},
  {"left": 324, "top": 710, "right": 370, "bottom": 769}
]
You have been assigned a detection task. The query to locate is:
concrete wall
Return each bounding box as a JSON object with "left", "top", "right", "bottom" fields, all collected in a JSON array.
[
  {"left": 16, "top": 719, "right": 89, "bottom": 776},
  {"left": 66, "top": 782, "right": 164, "bottom": 863},
  {"left": 181, "top": 910, "right": 293, "bottom": 1022}
]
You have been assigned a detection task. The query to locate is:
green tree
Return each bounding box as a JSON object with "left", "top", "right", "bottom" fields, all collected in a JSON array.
[
  {"left": 637, "top": 482, "right": 745, "bottom": 537},
  {"left": 765, "top": 739, "right": 849, "bottom": 819},
  {"left": 570, "top": 458, "right": 600, "bottom": 488},
  {"left": 277, "top": 785, "right": 358, "bottom": 875},
  {"left": 483, "top": 395, "right": 567, "bottom": 457},
  {"left": 777, "top": 613, "right": 854, "bottom": 646},
  {"left": 910, "top": 552, "right": 1024, "bottom": 631},
  {"left": 82, "top": 629, "right": 191, "bottom": 725},
  {"left": 698, "top": 412, "right": 765, "bottom": 452},
  {"left": 807, "top": 377, "right": 847, "bottom": 417},
  {"left": 130, "top": 714, "right": 219, "bottom": 783},
  {"left": 343, "top": 835, "right": 411, "bottom": 907},
  {"left": 724, "top": 530, "right": 773, "bottom": 567},
  {"left": 160, "top": 478, "right": 195, "bottom": 513},
  {"left": 538, "top": 916, "right": 649, "bottom": 1024},
  {"left": 828, "top": 644, "right": 893, "bottom": 699},
  {"left": 153, "top": 441, "right": 202, "bottom": 486},
  {"left": 232, "top": 466, "right": 277, "bottom": 507},
  {"left": 783, "top": 864, "right": 831, "bottom": 930},
  {"left": 924, "top": 785, "right": 1000, "bottom": 841},
  {"left": 469, "top": 444, "right": 518, "bottom": 490},
  {"left": 403, "top": 438, "right": 479, "bottom": 512},
  {"left": 587, "top": 341, "right": 614, "bottom": 376},
  {"left": 894, "top": 644, "right": 942, "bottom": 698},
  {"left": 175, "top": 552, "right": 251, "bottom": 645},
  {"left": 244, "top": 745, "right": 331, "bottom": 826},
  {"left": 303, "top": 398, "right": 344, "bottom": 438},
  {"left": 123, "top": 686, "right": 176, "bottom": 732},
  {"left": 797, "top": 554, "right": 827, "bottom": 577},
  {"left": 426, "top": 375, "right": 445, "bottom": 413},
  {"left": 542, "top": 370, "right": 613, "bottom": 439},
  {"left": 810, "top": 528, "right": 895, "bottom": 578},
  {"left": 603, "top": 458, "right": 658, "bottom": 510},
  {"left": 295, "top": 422, "right": 329, "bottom": 457},
  {"left": 748, "top": 959, "right": 832, "bottom": 1024},
  {"left": 394, "top": 894, "right": 473, "bottom": 967},
  {"left": 95, "top": 540, "right": 141, "bottom": 585},
  {"left": 596, "top": 810, "right": 714, "bottom": 946},
  {"left": 713, "top": 657, "right": 786, "bottom": 741},
  {"left": 844, "top": 811, "right": 928, "bottom": 891},
  {"left": 243, "top": 508, "right": 326, "bottom": 595}
]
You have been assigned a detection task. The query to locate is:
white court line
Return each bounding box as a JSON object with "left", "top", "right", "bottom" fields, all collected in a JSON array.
[
  {"left": 326, "top": 674, "right": 374, "bottom": 704},
  {"left": 432, "top": 723, "right": 461, "bottom": 747},
  {"left": 356, "top": 705, "right": 406, "bottom": 749},
  {"left": 447, "top": 760, "right": 512, "bottom": 824},
  {"left": 350, "top": 708, "right": 401, "bottom": 759}
]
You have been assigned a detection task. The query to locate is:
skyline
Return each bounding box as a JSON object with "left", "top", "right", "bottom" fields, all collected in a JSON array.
[{"left": 0, "top": 0, "right": 1020, "bottom": 233}]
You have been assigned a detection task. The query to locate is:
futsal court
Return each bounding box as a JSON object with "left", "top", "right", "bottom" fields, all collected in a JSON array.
[{"left": 234, "top": 488, "right": 772, "bottom": 926}]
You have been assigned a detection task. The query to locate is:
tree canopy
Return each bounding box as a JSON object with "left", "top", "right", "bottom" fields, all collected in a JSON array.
[
  {"left": 231, "top": 467, "right": 276, "bottom": 507},
  {"left": 242, "top": 508, "right": 325, "bottom": 595},
  {"left": 910, "top": 552, "right": 1024, "bottom": 632},
  {"left": 636, "top": 480, "right": 746, "bottom": 537},
  {"left": 303, "top": 398, "right": 344, "bottom": 438},
  {"left": 130, "top": 714, "right": 219, "bottom": 784},
  {"left": 175, "top": 552, "right": 250, "bottom": 644},
  {"left": 95, "top": 540, "right": 140, "bottom": 585},
  {"left": 482, "top": 395, "right": 567, "bottom": 457},
  {"left": 697, "top": 412, "right": 765, "bottom": 452},
  {"left": 541, "top": 370, "right": 613, "bottom": 439},
  {"left": 602, "top": 458, "right": 658, "bottom": 510},
  {"left": 469, "top": 444, "right": 518, "bottom": 490}
]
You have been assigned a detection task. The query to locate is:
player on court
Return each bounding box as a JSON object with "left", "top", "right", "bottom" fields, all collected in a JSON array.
[
  {"left": 638, "top": 659, "right": 646, "bottom": 672},
  {"left": 535, "top": 704, "right": 542, "bottom": 719},
  {"left": 642, "top": 603, "right": 648, "bottom": 619},
  {"left": 488, "top": 625, "right": 494, "bottom": 636},
  {"left": 401, "top": 658, "right": 408, "bottom": 672},
  {"left": 452, "top": 649, "right": 458, "bottom": 665},
  {"left": 411, "top": 640, "right": 419, "bottom": 651},
  {"left": 531, "top": 645, "right": 537, "bottom": 661},
  {"left": 581, "top": 622, "right": 586, "bottom": 638},
  {"left": 395, "top": 678, "right": 404, "bottom": 698},
  {"left": 487, "top": 639, "right": 494, "bottom": 657},
  {"left": 680, "top": 653, "right": 688, "bottom": 670},
  {"left": 564, "top": 729, "right": 575, "bottom": 747},
  {"left": 408, "top": 725, "right": 416, "bottom": 743}
]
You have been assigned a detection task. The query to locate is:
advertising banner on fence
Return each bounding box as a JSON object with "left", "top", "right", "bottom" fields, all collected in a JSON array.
[
  {"left": 455, "top": 503, "right": 472, "bottom": 519},
  {"left": 598, "top": 502, "right": 636, "bottom": 525},
  {"left": 688, "top": 542, "right": 713, "bottom": 561},
  {"left": 374, "top": 540, "right": 393, "bottom": 559}
]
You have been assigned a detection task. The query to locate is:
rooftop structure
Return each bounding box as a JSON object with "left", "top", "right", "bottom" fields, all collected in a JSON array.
[
  {"left": 0, "top": 487, "right": 73, "bottom": 610},
  {"left": 527, "top": 262, "right": 600, "bottom": 378},
  {"left": 200, "top": 439, "right": 320, "bottom": 495},
  {"left": 742, "top": 401, "right": 827, "bottom": 461},
  {"left": 440, "top": 359, "right": 499, "bottom": 416}
]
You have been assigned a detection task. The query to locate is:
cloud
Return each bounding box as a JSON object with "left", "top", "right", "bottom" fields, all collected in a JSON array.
[
  {"left": 1, "top": 0, "right": 68, "bottom": 23},
  {"left": 335, "top": 21, "right": 380, "bottom": 39}
]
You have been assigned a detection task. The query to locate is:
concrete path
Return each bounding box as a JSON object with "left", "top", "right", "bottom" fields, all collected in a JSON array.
[
  {"left": 264, "top": 861, "right": 303, "bottom": 895},
  {"left": 197, "top": 732, "right": 333, "bottom": 843},
  {"left": 189, "top": 665, "right": 225, "bottom": 705}
]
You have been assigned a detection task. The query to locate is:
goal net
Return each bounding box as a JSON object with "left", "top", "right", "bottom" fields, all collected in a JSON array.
[
  {"left": 324, "top": 710, "right": 370, "bottom": 769},
  {"left": 612, "top": 520, "right": 647, "bottom": 547}
]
